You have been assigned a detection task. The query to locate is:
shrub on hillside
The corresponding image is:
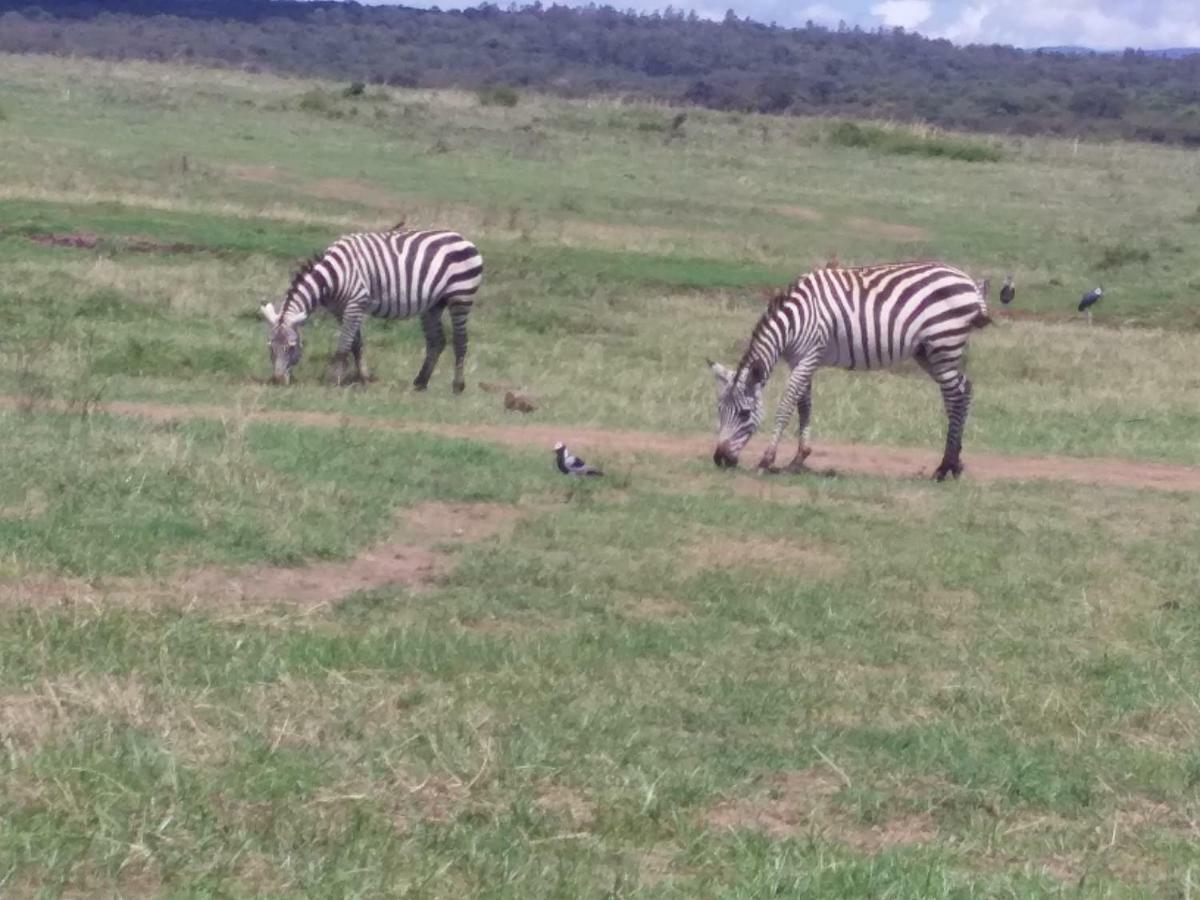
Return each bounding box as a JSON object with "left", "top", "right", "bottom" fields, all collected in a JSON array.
[
  {"left": 477, "top": 85, "right": 519, "bottom": 107},
  {"left": 829, "top": 120, "right": 1003, "bottom": 162}
]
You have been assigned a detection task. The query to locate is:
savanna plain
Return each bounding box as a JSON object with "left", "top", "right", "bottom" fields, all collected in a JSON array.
[{"left": 2, "top": 54, "right": 1200, "bottom": 898}]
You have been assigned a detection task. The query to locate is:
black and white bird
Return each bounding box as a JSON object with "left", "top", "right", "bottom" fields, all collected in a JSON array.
[
  {"left": 1000, "top": 275, "right": 1015, "bottom": 306},
  {"left": 554, "top": 442, "right": 603, "bottom": 477},
  {"left": 1078, "top": 285, "right": 1103, "bottom": 324}
]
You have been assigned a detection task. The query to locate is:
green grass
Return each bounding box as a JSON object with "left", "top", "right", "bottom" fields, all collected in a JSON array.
[{"left": 3, "top": 54, "right": 1200, "bottom": 897}]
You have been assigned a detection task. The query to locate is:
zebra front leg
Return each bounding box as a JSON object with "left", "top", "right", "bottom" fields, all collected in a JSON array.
[
  {"left": 328, "top": 351, "right": 350, "bottom": 386},
  {"left": 449, "top": 301, "right": 471, "bottom": 394},
  {"left": 413, "top": 305, "right": 447, "bottom": 392},
  {"left": 350, "top": 331, "right": 371, "bottom": 384},
  {"left": 330, "top": 308, "right": 364, "bottom": 387},
  {"left": 761, "top": 360, "right": 816, "bottom": 473},
  {"left": 783, "top": 391, "right": 814, "bottom": 473}
]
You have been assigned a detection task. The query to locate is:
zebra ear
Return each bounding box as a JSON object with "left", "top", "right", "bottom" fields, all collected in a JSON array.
[
  {"left": 260, "top": 302, "right": 280, "bottom": 326},
  {"left": 282, "top": 307, "right": 309, "bottom": 327},
  {"left": 708, "top": 359, "right": 734, "bottom": 386}
]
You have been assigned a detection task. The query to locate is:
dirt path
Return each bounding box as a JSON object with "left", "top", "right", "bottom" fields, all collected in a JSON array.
[
  {"left": 1, "top": 501, "right": 520, "bottom": 609},
  {"left": 6, "top": 396, "right": 1200, "bottom": 494}
]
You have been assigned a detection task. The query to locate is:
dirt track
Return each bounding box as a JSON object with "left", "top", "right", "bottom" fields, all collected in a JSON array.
[{"left": 7, "top": 396, "right": 1200, "bottom": 494}]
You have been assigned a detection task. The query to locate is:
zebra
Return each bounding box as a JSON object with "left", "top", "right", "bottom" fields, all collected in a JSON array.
[
  {"left": 259, "top": 227, "right": 483, "bottom": 390},
  {"left": 708, "top": 260, "right": 991, "bottom": 481}
]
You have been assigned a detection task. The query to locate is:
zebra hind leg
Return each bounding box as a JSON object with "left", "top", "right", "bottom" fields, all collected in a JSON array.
[
  {"left": 413, "top": 305, "right": 447, "bottom": 391},
  {"left": 449, "top": 301, "right": 471, "bottom": 394},
  {"left": 915, "top": 349, "right": 971, "bottom": 481},
  {"left": 933, "top": 370, "right": 972, "bottom": 482}
]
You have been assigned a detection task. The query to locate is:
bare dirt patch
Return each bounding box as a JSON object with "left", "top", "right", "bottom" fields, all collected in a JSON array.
[
  {"left": 775, "top": 204, "right": 823, "bottom": 222},
  {"left": 0, "top": 501, "right": 521, "bottom": 610},
  {"left": 7, "top": 396, "right": 1200, "bottom": 495},
  {"left": 705, "top": 768, "right": 935, "bottom": 851},
  {"left": 24, "top": 231, "right": 206, "bottom": 255},
  {"left": 619, "top": 596, "right": 691, "bottom": 621},
  {"left": 688, "top": 532, "right": 846, "bottom": 580},
  {"left": 27, "top": 231, "right": 100, "bottom": 249},
  {"left": 225, "top": 163, "right": 283, "bottom": 183},
  {"left": 305, "top": 177, "right": 407, "bottom": 212},
  {"left": 845, "top": 217, "right": 927, "bottom": 243},
  {"left": 536, "top": 786, "right": 596, "bottom": 828}
]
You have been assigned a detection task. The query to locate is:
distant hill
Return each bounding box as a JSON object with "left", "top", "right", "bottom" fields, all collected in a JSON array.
[
  {"left": 1039, "top": 45, "right": 1200, "bottom": 59},
  {"left": 2, "top": 0, "right": 1199, "bottom": 146}
]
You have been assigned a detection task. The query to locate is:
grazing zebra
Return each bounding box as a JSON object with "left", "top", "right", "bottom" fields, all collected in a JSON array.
[
  {"left": 259, "top": 228, "right": 483, "bottom": 390},
  {"left": 709, "top": 260, "right": 991, "bottom": 481}
]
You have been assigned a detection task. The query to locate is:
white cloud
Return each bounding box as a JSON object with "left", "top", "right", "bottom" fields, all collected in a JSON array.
[
  {"left": 870, "top": 0, "right": 933, "bottom": 30},
  {"left": 928, "top": 0, "right": 1200, "bottom": 49},
  {"left": 799, "top": 3, "right": 845, "bottom": 26}
]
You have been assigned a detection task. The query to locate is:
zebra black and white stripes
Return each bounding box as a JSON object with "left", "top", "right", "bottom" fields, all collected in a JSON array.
[
  {"left": 260, "top": 228, "right": 484, "bottom": 390},
  {"left": 710, "top": 261, "right": 990, "bottom": 481}
]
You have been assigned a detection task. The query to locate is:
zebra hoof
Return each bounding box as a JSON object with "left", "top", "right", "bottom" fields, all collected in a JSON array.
[
  {"left": 412, "top": 381, "right": 429, "bottom": 392},
  {"left": 933, "top": 461, "right": 963, "bottom": 482},
  {"left": 452, "top": 381, "right": 465, "bottom": 395}
]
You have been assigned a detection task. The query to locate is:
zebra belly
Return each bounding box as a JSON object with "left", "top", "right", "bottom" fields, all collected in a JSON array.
[{"left": 819, "top": 336, "right": 918, "bottom": 370}]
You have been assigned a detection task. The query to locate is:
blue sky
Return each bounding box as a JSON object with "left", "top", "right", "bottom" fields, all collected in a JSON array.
[{"left": 390, "top": 1, "right": 1200, "bottom": 50}]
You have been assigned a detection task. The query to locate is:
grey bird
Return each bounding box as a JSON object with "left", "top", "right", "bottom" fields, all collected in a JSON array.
[
  {"left": 1000, "top": 275, "right": 1015, "bottom": 305},
  {"left": 1078, "top": 285, "right": 1103, "bottom": 324},
  {"left": 554, "top": 442, "right": 603, "bottom": 477}
]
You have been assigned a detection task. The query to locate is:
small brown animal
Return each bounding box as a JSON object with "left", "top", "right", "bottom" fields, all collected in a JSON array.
[{"left": 504, "top": 390, "right": 536, "bottom": 413}]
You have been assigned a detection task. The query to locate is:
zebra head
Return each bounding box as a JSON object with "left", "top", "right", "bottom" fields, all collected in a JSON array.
[
  {"left": 260, "top": 302, "right": 307, "bottom": 385},
  {"left": 709, "top": 358, "right": 765, "bottom": 468}
]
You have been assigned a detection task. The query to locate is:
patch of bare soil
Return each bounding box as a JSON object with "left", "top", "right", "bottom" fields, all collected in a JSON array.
[
  {"left": 775, "top": 204, "right": 823, "bottom": 222},
  {"left": 24, "top": 232, "right": 206, "bottom": 254},
  {"left": 122, "top": 236, "right": 206, "bottom": 254},
  {"left": 0, "top": 501, "right": 520, "bottom": 610},
  {"left": 688, "top": 533, "right": 846, "bottom": 579},
  {"left": 536, "top": 786, "right": 596, "bottom": 828},
  {"left": 305, "top": 177, "right": 406, "bottom": 211},
  {"left": 845, "top": 217, "right": 928, "bottom": 243},
  {"left": 28, "top": 231, "right": 100, "bottom": 249},
  {"left": 705, "top": 768, "right": 935, "bottom": 851},
  {"left": 6, "top": 396, "right": 1200, "bottom": 495},
  {"left": 619, "top": 596, "right": 691, "bottom": 621},
  {"left": 225, "top": 163, "right": 283, "bottom": 183}
]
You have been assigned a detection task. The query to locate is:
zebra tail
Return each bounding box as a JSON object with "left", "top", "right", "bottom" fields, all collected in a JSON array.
[{"left": 971, "top": 278, "right": 992, "bottom": 329}]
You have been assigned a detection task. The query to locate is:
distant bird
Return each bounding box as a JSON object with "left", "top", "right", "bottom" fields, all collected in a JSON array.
[
  {"left": 554, "top": 442, "right": 603, "bottom": 477},
  {"left": 1000, "top": 275, "right": 1015, "bottom": 306},
  {"left": 1078, "top": 285, "right": 1103, "bottom": 324}
]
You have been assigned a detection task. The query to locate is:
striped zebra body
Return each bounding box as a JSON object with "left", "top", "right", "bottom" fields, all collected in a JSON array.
[
  {"left": 260, "top": 228, "right": 483, "bottom": 390},
  {"left": 710, "top": 261, "right": 990, "bottom": 481}
]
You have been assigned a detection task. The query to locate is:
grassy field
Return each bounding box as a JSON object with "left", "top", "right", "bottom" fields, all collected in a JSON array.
[{"left": 3, "top": 54, "right": 1200, "bottom": 897}]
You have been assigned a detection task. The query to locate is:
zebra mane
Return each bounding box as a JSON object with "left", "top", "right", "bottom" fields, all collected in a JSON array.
[
  {"left": 734, "top": 288, "right": 792, "bottom": 385},
  {"left": 285, "top": 253, "right": 325, "bottom": 298}
]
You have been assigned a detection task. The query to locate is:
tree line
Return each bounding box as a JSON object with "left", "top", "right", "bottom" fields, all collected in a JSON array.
[{"left": 3, "top": 0, "right": 1200, "bottom": 146}]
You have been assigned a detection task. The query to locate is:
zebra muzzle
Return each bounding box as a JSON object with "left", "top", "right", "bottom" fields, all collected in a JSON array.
[{"left": 713, "top": 446, "right": 739, "bottom": 469}]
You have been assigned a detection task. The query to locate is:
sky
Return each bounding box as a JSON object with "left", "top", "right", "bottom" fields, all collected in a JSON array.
[{"left": 390, "top": 0, "right": 1200, "bottom": 50}]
